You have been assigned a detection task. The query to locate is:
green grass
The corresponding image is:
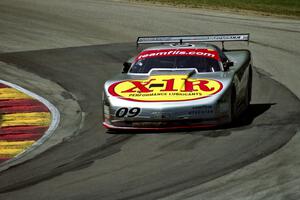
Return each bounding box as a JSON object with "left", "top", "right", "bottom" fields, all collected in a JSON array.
[{"left": 137, "top": 0, "right": 300, "bottom": 17}]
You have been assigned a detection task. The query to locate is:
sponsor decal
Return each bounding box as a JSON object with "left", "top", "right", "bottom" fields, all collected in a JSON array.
[
  {"left": 108, "top": 75, "right": 223, "bottom": 102},
  {"left": 136, "top": 48, "right": 220, "bottom": 61},
  {"left": 115, "top": 107, "right": 141, "bottom": 118}
]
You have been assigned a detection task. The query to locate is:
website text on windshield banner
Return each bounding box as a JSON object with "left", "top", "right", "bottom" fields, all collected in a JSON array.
[{"left": 136, "top": 49, "right": 220, "bottom": 61}]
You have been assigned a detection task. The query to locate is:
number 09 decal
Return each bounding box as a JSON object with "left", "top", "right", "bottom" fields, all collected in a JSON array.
[{"left": 115, "top": 107, "right": 141, "bottom": 118}]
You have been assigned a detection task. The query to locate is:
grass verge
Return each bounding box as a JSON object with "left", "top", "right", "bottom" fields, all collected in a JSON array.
[{"left": 134, "top": 0, "right": 300, "bottom": 17}]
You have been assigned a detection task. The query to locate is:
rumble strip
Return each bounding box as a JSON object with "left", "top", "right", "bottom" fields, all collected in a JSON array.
[{"left": 0, "top": 80, "right": 59, "bottom": 164}]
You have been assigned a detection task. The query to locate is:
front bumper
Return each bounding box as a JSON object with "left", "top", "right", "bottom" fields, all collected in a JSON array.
[{"left": 103, "top": 116, "right": 229, "bottom": 131}]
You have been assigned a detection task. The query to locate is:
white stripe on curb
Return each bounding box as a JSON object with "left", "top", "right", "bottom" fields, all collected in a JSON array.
[{"left": 0, "top": 79, "right": 60, "bottom": 166}]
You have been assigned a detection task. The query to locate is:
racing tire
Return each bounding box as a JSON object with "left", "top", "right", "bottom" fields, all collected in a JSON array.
[
  {"left": 231, "top": 86, "right": 238, "bottom": 122},
  {"left": 244, "top": 81, "right": 250, "bottom": 108},
  {"left": 243, "top": 66, "right": 252, "bottom": 110},
  {"left": 247, "top": 66, "right": 252, "bottom": 104}
]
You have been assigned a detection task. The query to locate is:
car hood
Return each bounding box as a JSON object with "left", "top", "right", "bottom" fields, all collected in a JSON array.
[{"left": 104, "top": 69, "right": 233, "bottom": 106}]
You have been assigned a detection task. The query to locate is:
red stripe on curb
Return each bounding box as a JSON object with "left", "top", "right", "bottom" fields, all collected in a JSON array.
[
  {"left": 0, "top": 83, "right": 10, "bottom": 88},
  {"left": 0, "top": 99, "right": 50, "bottom": 113},
  {"left": 0, "top": 99, "right": 43, "bottom": 106},
  {"left": 0, "top": 105, "right": 49, "bottom": 114},
  {"left": 0, "top": 133, "right": 42, "bottom": 141},
  {"left": 0, "top": 126, "right": 49, "bottom": 135},
  {"left": 0, "top": 158, "right": 9, "bottom": 162},
  {"left": 0, "top": 99, "right": 49, "bottom": 108}
]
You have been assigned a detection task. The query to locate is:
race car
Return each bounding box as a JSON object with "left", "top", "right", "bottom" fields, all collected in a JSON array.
[{"left": 102, "top": 33, "right": 252, "bottom": 130}]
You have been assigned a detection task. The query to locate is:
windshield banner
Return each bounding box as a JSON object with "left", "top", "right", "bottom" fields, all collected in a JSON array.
[{"left": 136, "top": 48, "right": 220, "bottom": 61}]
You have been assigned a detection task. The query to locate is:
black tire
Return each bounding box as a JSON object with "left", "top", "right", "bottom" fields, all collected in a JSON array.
[
  {"left": 231, "top": 86, "right": 237, "bottom": 122},
  {"left": 244, "top": 81, "right": 250, "bottom": 108},
  {"left": 248, "top": 66, "right": 252, "bottom": 104}
]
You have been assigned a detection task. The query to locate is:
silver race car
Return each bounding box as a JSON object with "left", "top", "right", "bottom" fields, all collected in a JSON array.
[{"left": 102, "top": 34, "right": 252, "bottom": 130}]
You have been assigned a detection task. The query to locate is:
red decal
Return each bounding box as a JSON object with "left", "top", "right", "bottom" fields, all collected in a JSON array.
[
  {"left": 122, "top": 79, "right": 155, "bottom": 93},
  {"left": 161, "top": 79, "right": 177, "bottom": 92},
  {"left": 182, "top": 79, "right": 214, "bottom": 92}
]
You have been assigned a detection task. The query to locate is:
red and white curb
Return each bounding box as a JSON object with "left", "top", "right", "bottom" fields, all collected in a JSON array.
[{"left": 0, "top": 79, "right": 60, "bottom": 165}]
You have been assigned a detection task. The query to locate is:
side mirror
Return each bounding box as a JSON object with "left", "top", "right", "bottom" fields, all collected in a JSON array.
[
  {"left": 122, "top": 62, "right": 131, "bottom": 73},
  {"left": 227, "top": 61, "right": 234, "bottom": 67},
  {"left": 224, "top": 61, "right": 234, "bottom": 71}
]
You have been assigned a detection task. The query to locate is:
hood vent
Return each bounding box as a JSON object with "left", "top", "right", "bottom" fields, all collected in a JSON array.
[{"left": 149, "top": 68, "right": 197, "bottom": 76}]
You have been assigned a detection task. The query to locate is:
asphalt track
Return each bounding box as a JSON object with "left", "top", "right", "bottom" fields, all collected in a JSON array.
[{"left": 0, "top": 0, "right": 299, "bottom": 200}]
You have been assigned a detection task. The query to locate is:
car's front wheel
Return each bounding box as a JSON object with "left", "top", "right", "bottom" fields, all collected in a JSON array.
[
  {"left": 247, "top": 66, "right": 252, "bottom": 105},
  {"left": 231, "top": 86, "right": 238, "bottom": 122},
  {"left": 244, "top": 66, "right": 252, "bottom": 109}
]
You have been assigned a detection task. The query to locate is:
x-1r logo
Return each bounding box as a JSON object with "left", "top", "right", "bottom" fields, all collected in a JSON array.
[
  {"left": 122, "top": 78, "right": 215, "bottom": 93},
  {"left": 108, "top": 75, "right": 223, "bottom": 102}
]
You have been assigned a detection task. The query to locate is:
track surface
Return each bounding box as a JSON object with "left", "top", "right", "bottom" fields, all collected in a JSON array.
[{"left": 0, "top": 0, "right": 299, "bottom": 200}]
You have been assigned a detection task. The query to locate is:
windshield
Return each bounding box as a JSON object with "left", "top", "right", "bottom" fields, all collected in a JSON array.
[{"left": 130, "top": 56, "right": 222, "bottom": 73}]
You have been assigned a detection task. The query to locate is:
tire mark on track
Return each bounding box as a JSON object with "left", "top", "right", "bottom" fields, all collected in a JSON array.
[
  {"left": 0, "top": 134, "right": 133, "bottom": 193},
  {"left": 250, "top": 40, "right": 299, "bottom": 55}
]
